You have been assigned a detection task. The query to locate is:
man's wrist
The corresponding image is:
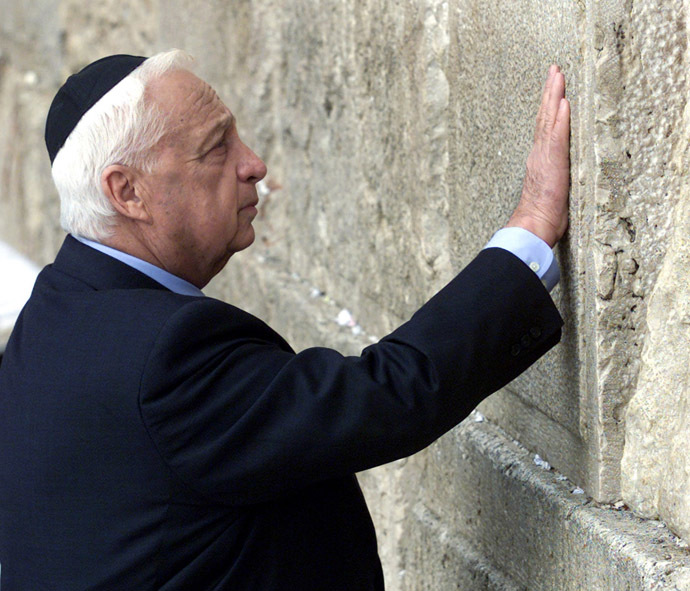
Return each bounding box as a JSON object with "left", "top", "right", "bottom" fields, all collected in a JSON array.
[
  {"left": 505, "top": 214, "right": 558, "bottom": 249},
  {"left": 484, "top": 227, "right": 560, "bottom": 292}
]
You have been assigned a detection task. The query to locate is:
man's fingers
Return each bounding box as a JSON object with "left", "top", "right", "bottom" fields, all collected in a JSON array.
[
  {"left": 542, "top": 70, "right": 565, "bottom": 141},
  {"left": 535, "top": 65, "right": 558, "bottom": 140},
  {"left": 514, "top": 65, "right": 571, "bottom": 247},
  {"left": 554, "top": 98, "right": 570, "bottom": 138},
  {"left": 551, "top": 98, "right": 571, "bottom": 159},
  {"left": 536, "top": 66, "right": 567, "bottom": 143}
]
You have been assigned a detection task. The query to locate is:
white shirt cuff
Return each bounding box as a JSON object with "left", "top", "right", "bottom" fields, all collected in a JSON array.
[{"left": 484, "top": 227, "right": 560, "bottom": 292}]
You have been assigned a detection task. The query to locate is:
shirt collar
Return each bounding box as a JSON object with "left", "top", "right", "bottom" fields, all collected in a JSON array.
[{"left": 73, "top": 235, "right": 205, "bottom": 297}]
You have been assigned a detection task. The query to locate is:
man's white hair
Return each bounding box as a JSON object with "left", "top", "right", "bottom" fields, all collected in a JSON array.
[{"left": 51, "top": 49, "right": 195, "bottom": 241}]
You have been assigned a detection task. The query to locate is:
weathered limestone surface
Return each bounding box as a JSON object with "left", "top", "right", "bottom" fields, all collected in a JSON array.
[
  {"left": 1, "top": 0, "right": 689, "bottom": 589},
  {"left": 371, "top": 417, "right": 690, "bottom": 591},
  {"left": 584, "top": 0, "right": 689, "bottom": 505},
  {"left": 621, "top": 67, "right": 690, "bottom": 539}
]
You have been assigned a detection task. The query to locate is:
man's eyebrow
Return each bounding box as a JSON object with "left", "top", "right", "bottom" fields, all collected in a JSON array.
[{"left": 199, "top": 114, "right": 234, "bottom": 151}]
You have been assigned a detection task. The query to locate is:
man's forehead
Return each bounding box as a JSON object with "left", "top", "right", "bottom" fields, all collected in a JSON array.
[{"left": 151, "top": 70, "right": 233, "bottom": 135}]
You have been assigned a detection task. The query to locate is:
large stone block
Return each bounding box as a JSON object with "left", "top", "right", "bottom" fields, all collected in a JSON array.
[
  {"left": 621, "top": 128, "right": 690, "bottom": 538},
  {"left": 583, "top": 0, "right": 689, "bottom": 504}
]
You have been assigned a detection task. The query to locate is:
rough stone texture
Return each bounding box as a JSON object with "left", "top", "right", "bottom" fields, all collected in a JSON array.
[
  {"left": 359, "top": 416, "right": 690, "bottom": 591},
  {"left": 621, "top": 35, "right": 690, "bottom": 538},
  {"left": 1, "top": 0, "right": 690, "bottom": 589},
  {"left": 581, "top": 0, "right": 689, "bottom": 504}
]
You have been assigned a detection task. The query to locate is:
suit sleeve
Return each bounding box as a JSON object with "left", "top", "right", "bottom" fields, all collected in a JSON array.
[{"left": 138, "top": 248, "right": 563, "bottom": 505}]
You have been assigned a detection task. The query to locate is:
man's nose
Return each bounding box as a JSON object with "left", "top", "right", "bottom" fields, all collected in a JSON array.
[{"left": 237, "top": 144, "right": 267, "bottom": 184}]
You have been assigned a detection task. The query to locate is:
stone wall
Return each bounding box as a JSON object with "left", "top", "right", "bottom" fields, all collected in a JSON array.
[{"left": 1, "top": 0, "right": 689, "bottom": 589}]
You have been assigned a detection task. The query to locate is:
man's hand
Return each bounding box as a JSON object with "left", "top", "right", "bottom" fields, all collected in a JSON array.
[{"left": 506, "top": 65, "right": 571, "bottom": 248}]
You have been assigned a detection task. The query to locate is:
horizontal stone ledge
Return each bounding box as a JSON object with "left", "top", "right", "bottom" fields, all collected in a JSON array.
[{"left": 376, "top": 416, "right": 690, "bottom": 591}]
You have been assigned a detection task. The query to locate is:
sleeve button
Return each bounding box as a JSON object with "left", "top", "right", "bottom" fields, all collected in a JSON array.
[
  {"left": 511, "top": 344, "right": 521, "bottom": 357},
  {"left": 530, "top": 326, "right": 542, "bottom": 339},
  {"left": 521, "top": 334, "right": 531, "bottom": 348}
]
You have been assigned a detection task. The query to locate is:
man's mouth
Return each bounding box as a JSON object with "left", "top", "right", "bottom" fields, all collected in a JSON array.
[{"left": 240, "top": 199, "right": 259, "bottom": 214}]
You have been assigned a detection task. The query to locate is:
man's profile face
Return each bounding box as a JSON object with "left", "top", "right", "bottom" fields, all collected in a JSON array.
[{"left": 137, "top": 69, "right": 267, "bottom": 287}]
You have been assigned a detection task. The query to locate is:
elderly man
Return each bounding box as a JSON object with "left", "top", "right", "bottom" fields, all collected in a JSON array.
[{"left": 0, "top": 50, "right": 569, "bottom": 590}]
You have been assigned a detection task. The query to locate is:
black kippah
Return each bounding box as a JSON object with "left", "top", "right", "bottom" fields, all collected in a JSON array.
[{"left": 45, "top": 54, "right": 148, "bottom": 164}]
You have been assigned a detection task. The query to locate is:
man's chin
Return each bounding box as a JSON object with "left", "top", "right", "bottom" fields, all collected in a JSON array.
[{"left": 227, "top": 226, "right": 256, "bottom": 255}]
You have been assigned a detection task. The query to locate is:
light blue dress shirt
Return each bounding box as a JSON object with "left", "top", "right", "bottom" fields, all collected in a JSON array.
[
  {"left": 75, "top": 226, "right": 559, "bottom": 298},
  {"left": 73, "top": 236, "right": 205, "bottom": 297}
]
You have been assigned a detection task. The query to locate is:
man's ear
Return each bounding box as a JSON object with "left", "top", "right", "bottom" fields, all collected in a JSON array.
[{"left": 101, "top": 165, "right": 152, "bottom": 223}]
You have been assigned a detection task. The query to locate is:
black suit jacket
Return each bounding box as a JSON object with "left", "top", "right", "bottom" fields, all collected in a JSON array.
[{"left": 0, "top": 235, "right": 562, "bottom": 590}]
